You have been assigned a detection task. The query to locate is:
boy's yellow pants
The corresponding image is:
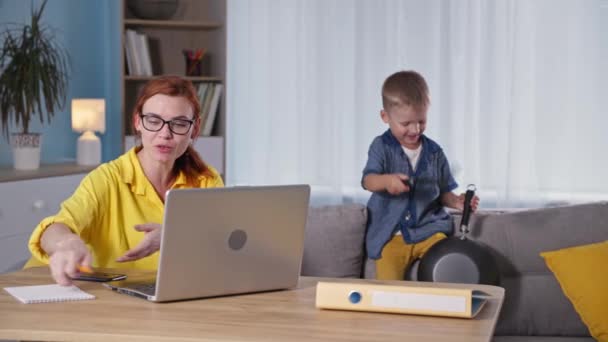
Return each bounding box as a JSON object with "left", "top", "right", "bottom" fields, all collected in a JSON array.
[{"left": 375, "top": 232, "right": 447, "bottom": 280}]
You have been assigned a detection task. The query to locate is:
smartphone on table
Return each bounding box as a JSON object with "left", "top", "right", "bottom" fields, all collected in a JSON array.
[{"left": 72, "top": 270, "right": 127, "bottom": 282}]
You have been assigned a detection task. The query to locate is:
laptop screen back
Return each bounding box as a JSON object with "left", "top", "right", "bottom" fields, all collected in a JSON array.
[{"left": 154, "top": 184, "right": 310, "bottom": 302}]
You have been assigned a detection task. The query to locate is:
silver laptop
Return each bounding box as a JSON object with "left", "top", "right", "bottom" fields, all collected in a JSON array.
[{"left": 104, "top": 184, "right": 310, "bottom": 302}]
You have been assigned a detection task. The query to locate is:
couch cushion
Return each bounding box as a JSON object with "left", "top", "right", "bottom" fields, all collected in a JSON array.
[
  {"left": 495, "top": 275, "right": 590, "bottom": 336},
  {"left": 301, "top": 204, "right": 367, "bottom": 278},
  {"left": 540, "top": 241, "right": 608, "bottom": 342},
  {"left": 455, "top": 202, "right": 608, "bottom": 337}
]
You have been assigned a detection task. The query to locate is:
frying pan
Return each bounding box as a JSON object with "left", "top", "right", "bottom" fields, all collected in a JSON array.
[{"left": 417, "top": 185, "right": 500, "bottom": 285}]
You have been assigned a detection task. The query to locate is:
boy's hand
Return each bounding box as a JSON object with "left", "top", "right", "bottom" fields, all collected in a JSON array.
[
  {"left": 456, "top": 193, "right": 480, "bottom": 212},
  {"left": 385, "top": 173, "right": 410, "bottom": 195}
]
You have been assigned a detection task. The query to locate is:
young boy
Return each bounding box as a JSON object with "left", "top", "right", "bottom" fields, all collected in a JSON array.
[{"left": 362, "top": 70, "right": 479, "bottom": 280}]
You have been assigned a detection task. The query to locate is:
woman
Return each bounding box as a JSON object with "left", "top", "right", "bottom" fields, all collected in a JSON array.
[{"left": 25, "top": 76, "right": 224, "bottom": 285}]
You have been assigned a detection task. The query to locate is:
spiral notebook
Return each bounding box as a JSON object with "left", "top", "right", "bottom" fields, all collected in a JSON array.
[{"left": 4, "top": 284, "right": 95, "bottom": 304}]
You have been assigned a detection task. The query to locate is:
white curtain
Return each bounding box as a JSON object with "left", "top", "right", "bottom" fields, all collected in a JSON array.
[{"left": 226, "top": 0, "right": 608, "bottom": 208}]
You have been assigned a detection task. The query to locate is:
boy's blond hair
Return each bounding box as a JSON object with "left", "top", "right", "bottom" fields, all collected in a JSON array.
[{"left": 381, "top": 70, "right": 430, "bottom": 112}]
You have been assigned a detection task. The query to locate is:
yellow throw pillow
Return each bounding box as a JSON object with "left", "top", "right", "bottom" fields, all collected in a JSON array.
[{"left": 540, "top": 241, "right": 608, "bottom": 342}]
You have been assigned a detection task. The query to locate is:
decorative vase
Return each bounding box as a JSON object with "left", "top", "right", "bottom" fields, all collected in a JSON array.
[
  {"left": 10, "top": 133, "right": 42, "bottom": 170},
  {"left": 127, "top": 0, "right": 179, "bottom": 20}
]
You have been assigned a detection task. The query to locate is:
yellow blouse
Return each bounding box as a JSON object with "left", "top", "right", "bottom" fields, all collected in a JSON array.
[{"left": 25, "top": 148, "right": 224, "bottom": 270}]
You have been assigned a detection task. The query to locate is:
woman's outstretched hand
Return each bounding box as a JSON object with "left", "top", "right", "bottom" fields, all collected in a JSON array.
[{"left": 116, "top": 223, "right": 162, "bottom": 262}]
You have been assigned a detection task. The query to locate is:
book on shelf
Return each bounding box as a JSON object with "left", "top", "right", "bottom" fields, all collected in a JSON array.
[
  {"left": 196, "top": 82, "right": 210, "bottom": 125},
  {"left": 124, "top": 39, "right": 133, "bottom": 75},
  {"left": 315, "top": 281, "right": 491, "bottom": 319},
  {"left": 124, "top": 29, "right": 152, "bottom": 76},
  {"left": 200, "top": 83, "right": 215, "bottom": 126},
  {"left": 124, "top": 29, "right": 139, "bottom": 75},
  {"left": 138, "top": 33, "right": 153, "bottom": 76},
  {"left": 202, "top": 83, "right": 223, "bottom": 136}
]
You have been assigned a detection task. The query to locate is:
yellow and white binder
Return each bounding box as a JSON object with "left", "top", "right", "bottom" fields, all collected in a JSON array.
[{"left": 315, "top": 281, "right": 490, "bottom": 318}]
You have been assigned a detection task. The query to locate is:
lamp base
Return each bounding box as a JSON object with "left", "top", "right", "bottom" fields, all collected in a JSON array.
[{"left": 77, "top": 131, "right": 101, "bottom": 166}]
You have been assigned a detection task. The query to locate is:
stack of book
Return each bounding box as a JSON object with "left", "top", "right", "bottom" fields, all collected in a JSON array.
[
  {"left": 197, "top": 82, "right": 223, "bottom": 136},
  {"left": 124, "top": 29, "right": 152, "bottom": 76}
]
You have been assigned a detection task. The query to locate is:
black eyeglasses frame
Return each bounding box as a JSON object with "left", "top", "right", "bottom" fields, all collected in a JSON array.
[{"left": 139, "top": 114, "right": 195, "bottom": 135}]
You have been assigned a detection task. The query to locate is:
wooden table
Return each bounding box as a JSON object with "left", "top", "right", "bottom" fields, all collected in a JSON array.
[{"left": 0, "top": 267, "right": 504, "bottom": 342}]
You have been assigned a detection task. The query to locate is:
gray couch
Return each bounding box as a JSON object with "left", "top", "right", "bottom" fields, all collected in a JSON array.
[{"left": 301, "top": 202, "right": 608, "bottom": 341}]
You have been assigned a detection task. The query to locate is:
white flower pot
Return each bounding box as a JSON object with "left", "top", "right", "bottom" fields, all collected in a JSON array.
[{"left": 10, "top": 133, "right": 42, "bottom": 170}]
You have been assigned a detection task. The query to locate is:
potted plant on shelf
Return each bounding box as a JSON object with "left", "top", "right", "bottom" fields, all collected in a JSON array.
[{"left": 0, "top": 0, "right": 70, "bottom": 170}]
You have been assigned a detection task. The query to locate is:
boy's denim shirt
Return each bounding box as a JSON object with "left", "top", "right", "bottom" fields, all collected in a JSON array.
[{"left": 361, "top": 130, "right": 458, "bottom": 259}]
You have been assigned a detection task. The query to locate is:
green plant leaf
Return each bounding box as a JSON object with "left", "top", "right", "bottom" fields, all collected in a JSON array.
[{"left": 0, "top": 0, "right": 70, "bottom": 139}]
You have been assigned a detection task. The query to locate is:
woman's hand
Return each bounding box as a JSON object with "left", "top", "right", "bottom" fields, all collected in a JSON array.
[
  {"left": 48, "top": 235, "right": 93, "bottom": 286},
  {"left": 116, "top": 223, "right": 162, "bottom": 262}
]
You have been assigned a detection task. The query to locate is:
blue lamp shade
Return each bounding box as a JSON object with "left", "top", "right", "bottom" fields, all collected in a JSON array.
[{"left": 71, "top": 99, "right": 106, "bottom": 166}]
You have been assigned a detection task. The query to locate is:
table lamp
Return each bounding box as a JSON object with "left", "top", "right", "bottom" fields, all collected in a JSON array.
[{"left": 71, "top": 99, "right": 106, "bottom": 166}]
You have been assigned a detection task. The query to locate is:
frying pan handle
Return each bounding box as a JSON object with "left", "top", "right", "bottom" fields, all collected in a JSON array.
[{"left": 459, "top": 184, "right": 476, "bottom": 239}]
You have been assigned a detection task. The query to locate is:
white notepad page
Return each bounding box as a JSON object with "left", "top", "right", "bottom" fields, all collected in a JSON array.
[{"left": 4, "top": 284, "right": 95, "bottom": 304}]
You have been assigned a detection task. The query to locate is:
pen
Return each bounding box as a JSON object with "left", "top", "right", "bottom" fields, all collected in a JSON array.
[{"left": 78, "top": 265, "right": 93, "bottom": 273}]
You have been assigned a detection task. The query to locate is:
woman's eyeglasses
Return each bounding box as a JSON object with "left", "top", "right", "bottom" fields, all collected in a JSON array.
[{"left": 139, "top": 114, "right": 194, "bottom": 135}]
